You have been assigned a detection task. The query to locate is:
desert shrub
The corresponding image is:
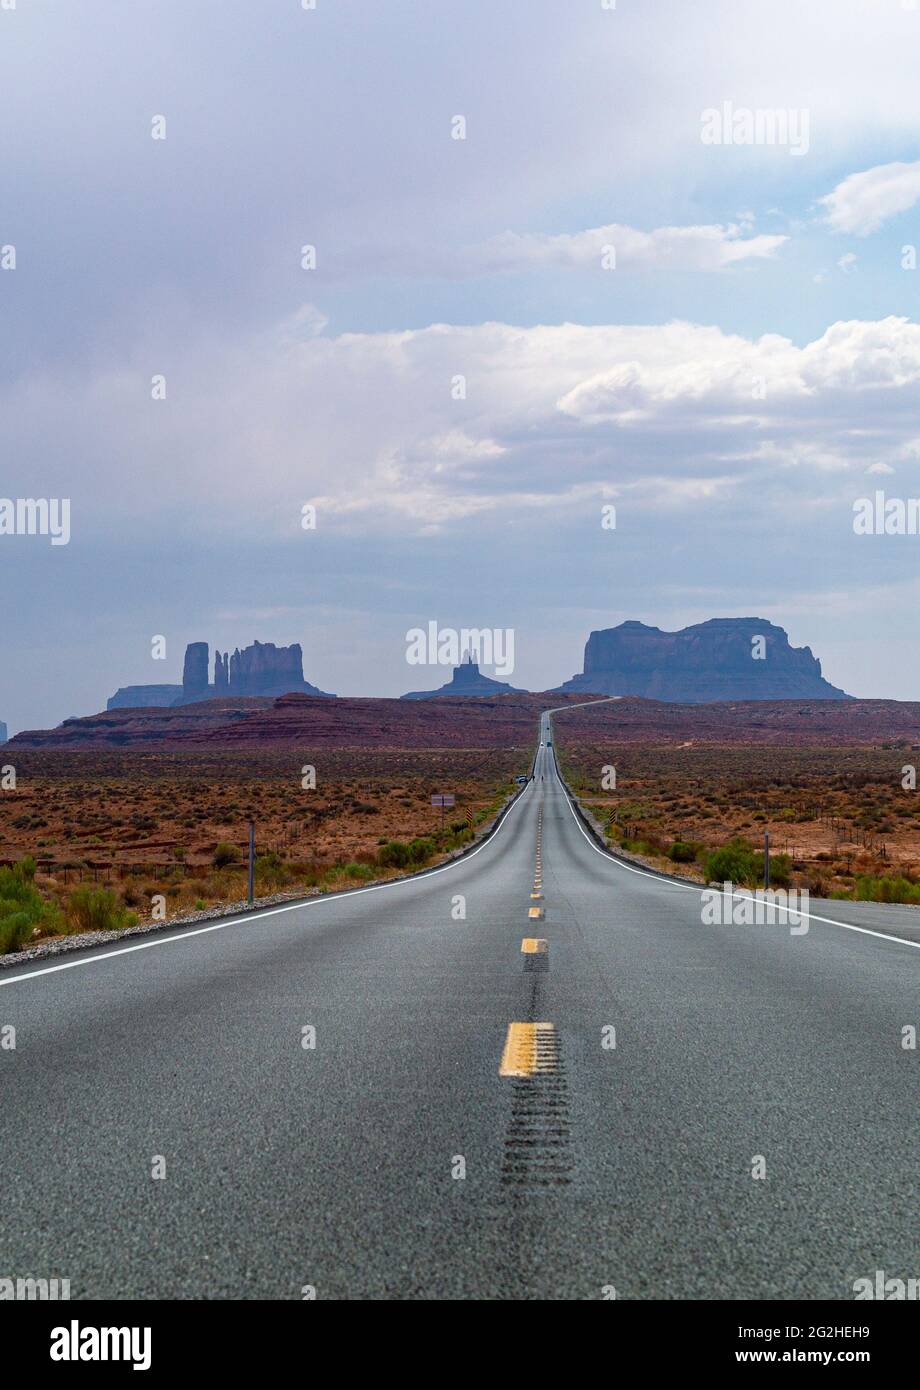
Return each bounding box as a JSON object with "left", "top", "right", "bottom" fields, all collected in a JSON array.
[
  {"left": 702, "top": 838, "right": 761, "bottom": 888},
  {"left": 767, "top": 853, "right": 792, "bottom": 889},
  {"left": 377, "top": 841, "right": 410, "bottom": 869},
  {"left": 342, "top": 862, "right": 373, "bottom": 880},
  {"left": 194, "top": 898, "right": 206, "bottom": 910},
  {"left": 255, "top": 853, "right": 291, "bottom": 890},
  {"left": 854, "top": 874, "right": 920, "bottom": 905},
  {"left": 0, "top": 857, "right": 65, "bottom": 952},
  {"left": 376, "top": 837, "right": 436, "bottom": 871},
  {"left": 6, "top": 855, "right": 36, "bottom": 882},
  {"left": 0, "top": 912, "right": 35, "bottom": 954},
  {"left": 66, "top": 886, "right": 138, "bottom": 934},
  {"left": 213, "top": 842, "right": 241, "bottom": 868},
  {"left": 668, "top": 841, "right": 697, "bottom": 863}
]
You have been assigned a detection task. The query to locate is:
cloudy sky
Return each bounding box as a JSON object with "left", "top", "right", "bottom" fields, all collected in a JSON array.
[{"left": 4, "top": 0, "right": 920, "bottom": 732}]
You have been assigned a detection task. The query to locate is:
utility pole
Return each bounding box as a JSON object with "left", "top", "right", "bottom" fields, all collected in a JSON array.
[{"left": 248, "top": 821, "right": 255, "bottom": 905}]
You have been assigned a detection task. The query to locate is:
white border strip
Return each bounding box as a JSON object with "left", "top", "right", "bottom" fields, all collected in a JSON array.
[{"left": 0, "top": 778, "right": 534, "bottom": 988}]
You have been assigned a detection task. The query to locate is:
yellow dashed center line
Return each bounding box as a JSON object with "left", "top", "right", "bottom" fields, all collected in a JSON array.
[
  {"left": 499, "top": 1022, "right": 557, "bottom": 1076},
  {"left": 520, "top": 937, "right": 547, "bottom": 954}
]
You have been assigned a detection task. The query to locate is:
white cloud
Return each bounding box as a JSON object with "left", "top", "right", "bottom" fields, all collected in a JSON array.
[
  {"left": 11, "top": 310, "right": 920, "bottom": 545},
  {"left": 464, "top": 222, "right": 786, "bottom": 275},
  {"left": 820, "top": 160, "right": 920, "bottom": 236}
]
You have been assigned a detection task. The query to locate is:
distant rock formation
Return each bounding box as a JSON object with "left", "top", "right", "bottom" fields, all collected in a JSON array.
[
  {"left": 0, "top": 719, "right": 7, "bottom": 744},
  {"left": 401, "top": 657, "right": 525, "bottom": 700},
  {"left": 106, "top": 639, "right": 334, "bottom": 712},
  {"left": 181, "top": 641, "right": 211, "bottom": 704},
  {"left": 178, "top": 640, "right": 333, "bottom": 702},
  {"left": 223, "top": 641, "right": 316, "bottom": 698},
  {"left": 557, "top": 619, "right": 849, "bottom": 702},
  {"left": 107, "top": 685, "right": 183, "bottom": 711},
  {"left": 213, "top": 649, "right": 229, "bottom": 694}
]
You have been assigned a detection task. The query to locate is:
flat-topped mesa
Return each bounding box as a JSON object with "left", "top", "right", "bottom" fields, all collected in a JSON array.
[
  {"left": 557, "top": 618, "right": 850, "bottom": 702},
  {"left": 401, "top": 658, "right": 525, "bottom": 700},
  {"left": 0, "top": 719, "right": 7, "bottom": 744},
  {"left": 107, "top": 685, "right": 183, "bottom": 711}
]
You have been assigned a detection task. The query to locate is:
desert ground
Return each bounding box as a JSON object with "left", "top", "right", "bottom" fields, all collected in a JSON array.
[
  {"left": 7, "top": 689, "right": 920, "bottom": 954},
  {"left": 0, "top": 747, "right": 528, "bottom": 947},
  {"left": 555, "top": 737, "right": 920, "bottom": 898}
]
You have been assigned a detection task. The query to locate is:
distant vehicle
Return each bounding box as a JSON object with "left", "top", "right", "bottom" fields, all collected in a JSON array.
[
  {"left": 546, "top": 739, "right": 552, "bottom": 747},
  {"left": 514, "top": 775, "right": 527, "bottom": 784}
]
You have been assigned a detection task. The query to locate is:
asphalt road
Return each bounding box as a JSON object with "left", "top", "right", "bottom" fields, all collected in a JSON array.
[{"left": 1, "top": 712, "right": 919, "bottom": 1300}]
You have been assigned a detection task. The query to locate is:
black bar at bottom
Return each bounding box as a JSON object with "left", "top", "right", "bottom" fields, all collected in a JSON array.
[{"left": 7, "top": 1299, "right": 916, "bottom": 1376}]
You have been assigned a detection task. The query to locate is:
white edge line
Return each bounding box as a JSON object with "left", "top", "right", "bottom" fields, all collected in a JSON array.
[
  {"left": 0, "top": 779, "right": 534, "bottom": 988},
  {"left": 553, "top": 743, "right": 920, "bottom": 954}
]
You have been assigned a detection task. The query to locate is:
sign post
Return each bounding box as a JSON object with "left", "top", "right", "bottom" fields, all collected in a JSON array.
[
  {"left": 764, "top": 831, "right": 770, "bottom": 891},
  {"left": 431, "top": 793, "right": 455, "bottom": 834}
]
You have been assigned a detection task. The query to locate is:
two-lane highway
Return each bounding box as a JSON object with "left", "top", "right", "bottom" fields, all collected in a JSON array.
[{"left": 1, "top": 721, "right": 918, "bottom": 1299}]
